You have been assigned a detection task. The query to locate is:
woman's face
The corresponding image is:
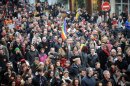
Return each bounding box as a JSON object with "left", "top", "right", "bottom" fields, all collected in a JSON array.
[
  {"left": 30, "top": 45, "right": 35, "bottom": 50},
  {"left": 50, "top": 71, "right": 54, "bottom": 77},
  {"left": 74, "top": 79, "right": 79, "bottom": 85}
]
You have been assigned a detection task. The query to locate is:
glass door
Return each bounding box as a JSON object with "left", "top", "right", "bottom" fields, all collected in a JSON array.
[
  {"left": 115, "top": 4, "right": 122, "bottom": 15},
  {"left": 122, "top": 4, "right": 128, "bottom": 14}
]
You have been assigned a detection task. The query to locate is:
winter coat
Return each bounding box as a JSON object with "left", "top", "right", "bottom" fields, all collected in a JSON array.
[
  {"left": 81, "top": 76, "right": 96, "bottom": 86},
  {"left": 26, "top": 50, "right": 39, "bottom": 65},
  {"left": 32, "top": 75, "right": 47, "bottom": 86}
]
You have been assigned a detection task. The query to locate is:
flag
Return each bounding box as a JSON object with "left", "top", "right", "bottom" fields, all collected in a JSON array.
[
  {"left": 76, "top": 12, "right": 79, "bottom": 20},
  {"left": 61, "top": 20, "right": 67, "bottom": 41}
]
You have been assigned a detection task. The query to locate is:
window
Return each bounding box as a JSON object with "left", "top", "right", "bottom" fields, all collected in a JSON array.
[
  {"left": 122, "top": 0, "right": 128, "bottom": 3},
  {"left": 115, "top": 4, "right": 122, "bottom": 15},
  {"left": 92, "top": 0, "right": 98, "bottom": 12},
  {"left": 116, "top": 0, "right": 121, "bottom": 3}
]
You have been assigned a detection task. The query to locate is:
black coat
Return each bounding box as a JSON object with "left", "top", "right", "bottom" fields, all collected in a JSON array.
[
  {"left": 102, "top": 78, "right": 115, "bottom": 86},
  {"left": 26, "top": 50, "right": 39, "bottom": 65},
  {"left": 115, "top": 59, "right": 128, "bottom": 71},
  {"left": 50, "top": 77, "right": 63, "bottom": 86},
  {"left": 0, "top": 54, "right": 8, "bottom": 70},
  {"left": 97, "top": 48, "right": 109, "bottom": 70},
  {"left": 87, "top": 54, "right": 99, "bottom": 68},
  {"left": 32, "top": 75, "right": 47, "bottom": 86},
  {"left": 69, "top": 63, "right": 81, "bottom": 79}
]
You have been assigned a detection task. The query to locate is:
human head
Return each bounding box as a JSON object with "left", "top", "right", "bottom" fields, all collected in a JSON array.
[
  {"left": 103, "top": 70, "right": 110, "bottom": 79},
  {"left": 87, "top": 67, "right": 94, "bottom": 77}
]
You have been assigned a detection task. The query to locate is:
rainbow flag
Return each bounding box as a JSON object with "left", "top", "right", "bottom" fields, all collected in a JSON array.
[{"left": 61, "top": 20, "right": 67, "bottom": 41}]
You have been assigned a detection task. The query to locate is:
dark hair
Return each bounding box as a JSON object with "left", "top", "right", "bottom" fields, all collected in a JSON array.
[
  {"left": 72, "top": 78, "right": 80, "bottom": 86},
  {"left": 96, "top": 81, "right": 103, "bottom": 86},
  {"left": 81, "top": 46, "right": 88, "bottom": 53}
]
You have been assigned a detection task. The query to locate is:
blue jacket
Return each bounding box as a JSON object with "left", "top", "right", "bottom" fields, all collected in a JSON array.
[
  {"left": 81, "top": 76, "right": 96, "bottom": 86},
  {"left": 125, "top": 20, "right": 130, "bottom": 30}
]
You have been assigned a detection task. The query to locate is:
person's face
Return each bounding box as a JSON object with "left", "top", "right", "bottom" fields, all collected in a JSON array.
[
  {"left": 17, "top": 76, "right": 21, "bottom": 81},
  {"left": 50, "top": 65, "right": 54, "bottom": 70},
  {"left": 58, "top": 39, "right": 62, "bottom": 43},
  {"left": 50, "top": 71, "right": 54, "bottom": 77},
  {"left": 76, "top": 59, "right": 81, "bottom": 65},
  {"left": 30, "top": 45, "right": 35, "bottom": 50},
  {"left": 107, "top": 82, "right": 112, "bottom": 86},
  {"left": 115, "top": 71, "right": 121, "bottom": 77},
  {"left": 40, "top": 48, "right": 45, "bottom": 53},
  {"left": 28, "top": 78, "right": 32, "bottom": 84},
  {"left": 81, "top": 70, "right": 86, "bottom": 76},
  {"left": 88, "top": 69, "right": 94, "bottom": 76},
  {"left": 127, "top": 50, "right": 130, "bottom": 56},
  {"left": 6, "top": 63, "right": 12, "bottom": 69},
  {"left": 111, "top": 50, "right": 116, "bottom": 56},
  {"left": 64, "top": 72, "right": 69, "bottom": 78},
  {"left": 104, "top": 71, "right": 110, "bottom": 79},
  {"left": 96, "top": 63, "right": 100, "bottom": 69},
  {"left": 76, "top": 42, "right": 80, "bottom": 47},
  {"left": 65, "top": 62, "right": 70, "bottom": 67},
  {"left": 67, "top": 38, "right": 73, "bottom": 44},
  {"left": 117, "top": 47, "right": 122, "bottom": 53},
  {"left": 91, "top": 49, "right": 95, "bottom": 55},
  {"left": 0, "top": 49, "right": 3, "bottom": 54},
  {"left": 98, "top": 83, "right": 103, "bottom": 86},
  {"left": 44, "top": 30, "right": 47, "bottom": 35},
  {"left": 74, "top": 79, "right": 79, "bottom": 85},
  {"left": 16, "top": 50, "right": 20, "bottom": 54},
  {"left": 54, "top": 36, "right": 58, "bottom": 40},
  {"left": 50, "top": 48, "right": 55, "bottom": 52},
  {"left": 42, "top": 37, "right": 47, "bottom": 42},
  {"left": 56, "top": 62, "right": 60, "bottom": 66}
]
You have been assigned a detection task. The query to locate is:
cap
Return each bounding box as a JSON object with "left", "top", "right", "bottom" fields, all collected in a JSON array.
[{"left": 63, "top": 70, "right": 69, "bottom": 74}]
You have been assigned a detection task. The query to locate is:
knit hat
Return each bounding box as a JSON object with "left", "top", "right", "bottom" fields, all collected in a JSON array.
[
  {"left": 63, "top": 70, "right": 69, "bottom": 74},
  {"left": 15, "top": 47, "right": 20, "bottom": 52},
  {"left": 35, "top": 57, "right": 39, "bottom": 61}
]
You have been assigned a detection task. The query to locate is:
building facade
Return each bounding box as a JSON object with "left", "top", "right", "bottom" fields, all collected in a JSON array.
[{"left": 69, "top": 0, "right": 129, "bottom": 16}]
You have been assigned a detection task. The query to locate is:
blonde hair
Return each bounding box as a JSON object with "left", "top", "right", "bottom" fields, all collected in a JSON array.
[{"left": 58, "top": 48, "right": 66, "bottom": 57}]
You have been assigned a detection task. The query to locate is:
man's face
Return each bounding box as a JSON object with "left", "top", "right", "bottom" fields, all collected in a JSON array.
[
  {"left": 58, "top": 38, "right": 62, "bottom": 43},
  {"left": 96, "top": 63, "right": 100, "bottom": 69},
  {"left": 88, "top": 68, "right": 94, "bottom": 76},
  {"left": 104, "top": 71, "right": 110, "bottom": 79},
  {"left": 81, "top": 70, "right": 86, "bottom": 76},
  {"left": 111, "top": 50, "right": 116, "bottom": 56},
  {"left": 42, "top": 37, "right": 47, "bottom": 42},
  {"left": 91, "top": 49, "right": 95, "bottom": 55},
  {"left": 76, "top": 59, "right": 81, "bottom": 65}
]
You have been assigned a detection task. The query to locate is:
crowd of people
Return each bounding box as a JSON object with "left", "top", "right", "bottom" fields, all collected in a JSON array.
[{"left": 0, "top": 0, "right": 130, "bottom": 86}]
